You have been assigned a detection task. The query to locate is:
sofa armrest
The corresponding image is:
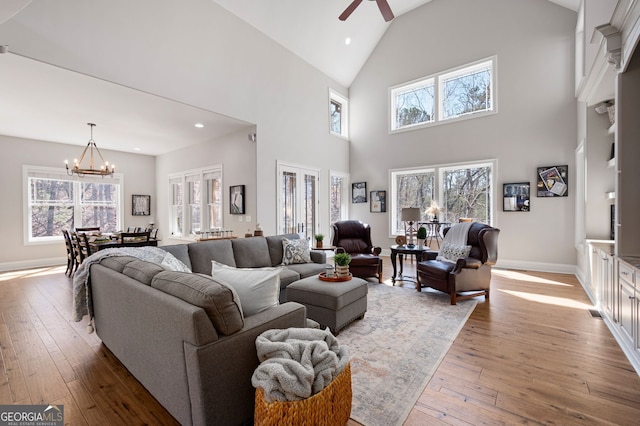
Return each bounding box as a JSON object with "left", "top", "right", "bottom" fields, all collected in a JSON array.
[
  {"left": 310, "top": 250, "right": 327, "bottom": 264},
  {"left": 452, "top": 257, "right": 482, "bottom": 273},
  {"left": 422, "top": 251, "right": 438, "bottom": 261},
  {"left": 184, "top": 302, "right": 307, "bottom": 426}
]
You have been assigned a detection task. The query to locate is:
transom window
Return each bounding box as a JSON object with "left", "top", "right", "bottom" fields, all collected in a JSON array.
[
  {"left": 329, "top": 89, "right": 349, "bottom": 139},
  {"left": 390, "top": 57, "right": 496, "bottom": 132},
  {"left": 24, "top": 165, "right": 123, "bottom": 243},
  {"left": 390, "top": 160, "right": 495, "bottom": 235}
]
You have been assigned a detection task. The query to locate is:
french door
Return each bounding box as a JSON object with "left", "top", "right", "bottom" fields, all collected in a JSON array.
[{"left": 277, "top": 162, "right": 319, "bottom": 241}]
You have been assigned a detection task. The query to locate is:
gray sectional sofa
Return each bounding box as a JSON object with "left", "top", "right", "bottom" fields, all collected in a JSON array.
[{"left": 89, "top": 233, "right": 329, "bottom": 426}]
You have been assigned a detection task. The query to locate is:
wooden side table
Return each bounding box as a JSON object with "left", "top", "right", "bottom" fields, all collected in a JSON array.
[{"left": 390, "top": 244, "right": 433, "bottom": 284}]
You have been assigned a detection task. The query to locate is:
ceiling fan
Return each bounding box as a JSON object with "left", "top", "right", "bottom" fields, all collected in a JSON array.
[{"left": 339, "top": 0, "right": 395, "bottom": 22}]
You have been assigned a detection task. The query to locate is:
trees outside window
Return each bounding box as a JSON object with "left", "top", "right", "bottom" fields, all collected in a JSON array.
[
  {"left": 390, "top": 57, "right": 496, "bottom": 132},
  {"left": 390, "top": 161, "right": 494, "bottom": 235},
  {"left": 25, "top": 166, "right": 122, "bottom": 242},
  {"left": 329, "top": 90, "right": 349, "bottom": 139},
  {"left": 169, "top": 166, "right": 221, "bottom": 238}
]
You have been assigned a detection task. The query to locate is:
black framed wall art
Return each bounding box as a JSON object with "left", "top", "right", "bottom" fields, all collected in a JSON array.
[
  {"left": 536, "top": 165, "right": 568, "bottom": 197},
  {"left": 352, "top": 182, "right": 367, "bottom": 203},
  {"left": 230, "top": 185, "right": 245, "bottom": 214},
  {"left": 132, "top": 194, "right": 151, "bottom": 216},
  {"left": 370, "top": 190, "right": 386, "bottom": 213},
  {"left": 503, "top": 182, "right": 530, "bottom": 212}
]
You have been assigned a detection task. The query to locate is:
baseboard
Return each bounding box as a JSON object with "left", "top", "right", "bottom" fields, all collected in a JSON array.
[
  {"left": 493, "top": 259, "right": 576, "bottom": 275},
  {"left": 0, "top": 257, "right": 65, "bottom": 273}
]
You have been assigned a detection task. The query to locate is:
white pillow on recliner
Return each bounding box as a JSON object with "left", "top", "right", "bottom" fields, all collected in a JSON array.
[
  {"left": 211, "top": 261, "right": 281, "bottom": 317},
  {"left": 436, "top": 242, "right": 471, "bottom": 263}
]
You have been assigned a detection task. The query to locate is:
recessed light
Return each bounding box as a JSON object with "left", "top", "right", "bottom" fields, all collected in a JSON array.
[
  {"left": 345, "top": 37, "right": 352, "bottom": 46},
  {"left": 133, "top": 147, "right": 141, "bottom": 151},
  {"left": 194, "top": 123, "right": 204, "bottom": 128}
]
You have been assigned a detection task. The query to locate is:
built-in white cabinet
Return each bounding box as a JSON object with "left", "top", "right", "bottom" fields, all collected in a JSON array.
[{"left": 610, "top": 257, "right": 640, "bottom": 374}]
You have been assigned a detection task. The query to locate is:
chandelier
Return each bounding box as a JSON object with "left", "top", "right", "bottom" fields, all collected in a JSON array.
[{"left": 65, "top": 123, "right": 115, "bottom": 177}]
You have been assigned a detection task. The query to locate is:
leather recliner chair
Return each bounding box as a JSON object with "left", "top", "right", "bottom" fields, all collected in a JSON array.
[
  {"left": 416, "top": 222, "right": 499, "bottom": 304},
  {"left": 331, "top": 220, "right": 382, "bottom": 283}
]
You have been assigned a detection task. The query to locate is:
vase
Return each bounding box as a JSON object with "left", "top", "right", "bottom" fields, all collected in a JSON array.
[
  {"left": 316, "top": 241, "right": 323, "bottom": 249},
  {"left": 418, "top": 239, "right": 425, "bottom": 249},
  {"left": 335, "top": 265, "right": 350, "bottom": 277}
]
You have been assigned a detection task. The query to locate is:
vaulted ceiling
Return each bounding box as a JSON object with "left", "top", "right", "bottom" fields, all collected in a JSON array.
[{"left": 0, "top": 0, "right": 579, "bottom": 155}]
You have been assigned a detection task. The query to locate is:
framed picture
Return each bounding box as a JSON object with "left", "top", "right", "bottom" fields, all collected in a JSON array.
[
  {"left": 352, "top": 182, "right": 367, "bottom": 203},
  {"left": 230, "top": 185, "right": 245, "bottom": 214},
  {"left": 370, "top": 190, "right": 386, "bottom": 213},
  {"left": 536, "top": 165, "right": 568, "bottom": 197},
  {"left": 132, "top": 194, "right": 151, "bottom": 216},
  {"left": 503, "top": 182, "right": 530, "bottom": 212}
]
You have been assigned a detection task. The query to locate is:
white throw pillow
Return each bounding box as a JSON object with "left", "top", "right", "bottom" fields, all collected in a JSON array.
[
  {"left": 436, "top": 242, "right": 472, "bottom": 263},
  {"left": 281, "top": 238, "right": 312, "bottom": 265},
  {"left": 211, "top": 261, "right": 281, "bottom": 317}
]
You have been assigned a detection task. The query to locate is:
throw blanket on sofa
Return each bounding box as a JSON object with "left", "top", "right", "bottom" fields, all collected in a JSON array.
[
  {"left": 72, "top": 246, "right": 191, "bottom": 323},
  {"left": 436, "top": 221, "right": 473, "bottom": 263},
  {"left": 251, "top": 327, "right": 349, "bottom": 403}
]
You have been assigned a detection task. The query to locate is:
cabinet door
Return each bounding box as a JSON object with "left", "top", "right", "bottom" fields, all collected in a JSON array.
[{"left": 620, "top": 282, "right": 635, "bottom": 343}]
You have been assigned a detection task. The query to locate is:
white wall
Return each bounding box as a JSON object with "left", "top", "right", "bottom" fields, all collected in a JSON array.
[
  {"left": 0, "top": 135, "right": 155, "bottom": 271},
  {"left": 349, "top": 0, "right": 578, "bottom": 271},
  {"left": 0, "top": 0, "right": 350, "bottom": 237}
]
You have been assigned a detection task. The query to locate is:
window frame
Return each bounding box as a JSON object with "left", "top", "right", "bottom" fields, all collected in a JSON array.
[
  {"left": 23, "top": 165, "right": 124, "bottom": 245},
  {"left": 389, "top": 159, "right": 497, "bottom": 236},
  {"left": 329, "top": 89, "right": 349, "bottom": 140},
  {"left": 329, "top": 170, "right": 350, "bottom": 227},
  {"left": 389, "top": 56, "right": 497, "bottom": 133},
  {"left": 168, "top": 165, "right": 223, "bottom": 240}
]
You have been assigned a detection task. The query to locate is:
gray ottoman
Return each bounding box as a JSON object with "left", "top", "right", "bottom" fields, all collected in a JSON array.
[{"left": 287, "top": 275, "right": 368, "bottom": 334}]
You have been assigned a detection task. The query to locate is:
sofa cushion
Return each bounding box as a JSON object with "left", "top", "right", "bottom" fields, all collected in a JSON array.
[
  {"left": 160, "top": 244, "right": 192, "bottom": 271},
  {"left": 122, "top": 260, "right": 166, "bottom": 285},
  {"left": 150, "top": 271, "right": 244, "bottom": 336},
  {"left": 211, "top": 261, "right": 281, "bottom": 317},
  {"left": 266, "top": 233, "right": 301, "bottom": 267},
  {"left": 188, "top": 239, "right": 236, "bottom": 274},
  {"left": 281, "top": 238, "right": 312, "bottom": 265},
  {"left": 231, "top": 237, "right": 272, "bottom": 268},
  {"left": 99, "top": 256, "right": 138, "bottom": 272},
  {"left": 285, "top": 262, "right": 328, "bottom": 279},
  {"left": 278, "top": 268, "right": 301, "bottom": 289}
]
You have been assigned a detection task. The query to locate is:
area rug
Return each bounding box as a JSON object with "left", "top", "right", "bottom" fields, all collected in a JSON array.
[{"left": 337, "top": 282, "right": 477, "bottom": 426}]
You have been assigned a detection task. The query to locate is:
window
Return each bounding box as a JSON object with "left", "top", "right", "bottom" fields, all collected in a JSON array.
[
  {"left": 329, "top": 170, "right": 350, "bottom": 225},
  {"left": 329, "top": 89, "right": 349, "bottom": 139},
  {"left": 390, "top": 57, "right": 496, "bottom": 132},
  {"left": 390, "top": 160, "right": 495, "bottom": 235},
  {"left": 169, "top": 166, "right": 222, "bottom": 238},
  {"left": 24, "top": 166, "right": 122, "bottom": 243}
]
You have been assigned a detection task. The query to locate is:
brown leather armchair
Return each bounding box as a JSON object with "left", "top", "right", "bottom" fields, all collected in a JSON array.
[
  {"left": 331, "top": 220, "right": 382, "bottom": 283},
  {"left": 416, "top": 222, "right": 499, "bottom": 304}
]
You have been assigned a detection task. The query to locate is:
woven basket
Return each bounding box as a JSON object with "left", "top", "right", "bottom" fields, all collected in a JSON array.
[{"left": 254, "top": 362, "right": 352, "bottom": 426}]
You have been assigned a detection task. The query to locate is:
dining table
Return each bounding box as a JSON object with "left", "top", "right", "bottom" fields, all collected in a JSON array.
[{"left": 90, "top": 237, "right": 159, "bottom": 251}]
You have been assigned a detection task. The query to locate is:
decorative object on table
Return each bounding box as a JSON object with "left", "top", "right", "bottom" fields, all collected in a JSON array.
[
  {"left": 536, "top": 165, "right": 568, "bottom": 197},
  {"left": 230, "top": 185, "right": 245, "bottom": 214},
  {"left": 352, "top": 182, "right": 367, "bottom": 203},
  {"left": 254, "top": 223, "right": 264, "bottom": 237},
  {"left": 401, "top": 207, "right": 421, "bottom": 247},
  {"left": 370, "top": 190, "right": 386, "bottom": 213},
  {"left": 334, "top": 250, "right": 351, "bottom": 278},
  {"left": 425, "top": 200, "right": 442, "bottom": 222},
  {"left": 64, "top": 123, "right": 115, "bottom": 177},
  {"left": 503, "top": 182, "right": 530, "bottom": 212},
  {"left": 416, "top": 226, "right": 427, "bottom": 248},
  {"left": 314, "top": 234, "right": 324, "bottom": 248},
  {"left": 132, "top": 194, "right": 151, "bottom": 216},
  {"left": 395, "top": 235, "right": 406, "bottom": 246}
]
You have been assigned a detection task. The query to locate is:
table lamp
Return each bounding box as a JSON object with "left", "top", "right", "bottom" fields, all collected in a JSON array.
[{"left": 401, "top": 207, "right": 421, "bottom": 247}]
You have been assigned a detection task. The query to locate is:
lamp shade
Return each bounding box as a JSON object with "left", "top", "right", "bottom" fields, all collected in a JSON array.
[{"left": 401, "top": 207, "right": 421, "bottom": 222}]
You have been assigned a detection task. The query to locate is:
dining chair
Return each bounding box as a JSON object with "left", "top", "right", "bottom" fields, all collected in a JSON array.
[
  {"left": 69, "top": 232, "right": 86, "bottom": 265},
  {"left": 62, "top": 229, "right": 76, "bottom": 276},
  {"left": 121, "top": 231, "right": 151, "bottom": 243},
  {"left": 78, "top": 232, "right": 94, "bottom": 260}
]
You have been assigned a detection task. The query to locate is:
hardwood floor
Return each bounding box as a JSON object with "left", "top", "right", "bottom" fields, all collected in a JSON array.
[{"left": 1, "top": 259, "right": 639, "bottom": 425}]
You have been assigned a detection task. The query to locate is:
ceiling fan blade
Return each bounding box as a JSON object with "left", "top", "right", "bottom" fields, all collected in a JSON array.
[
  {"left": 339, "top": 0, "right": 363, "bottom": 21},
  {"left": 376, "top": 0, "right": 395, "bottom": 22}
]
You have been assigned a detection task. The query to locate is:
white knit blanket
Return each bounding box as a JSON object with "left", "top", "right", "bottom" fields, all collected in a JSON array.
[
  {"left": 436, "top": 222, "right": 473, "bottom": 262},
  {"left": 72, "top": 246, "right": 191, "bottom": 322},
  {"left": 251, "top": 327, "right": 349, "bottom": 403}
]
